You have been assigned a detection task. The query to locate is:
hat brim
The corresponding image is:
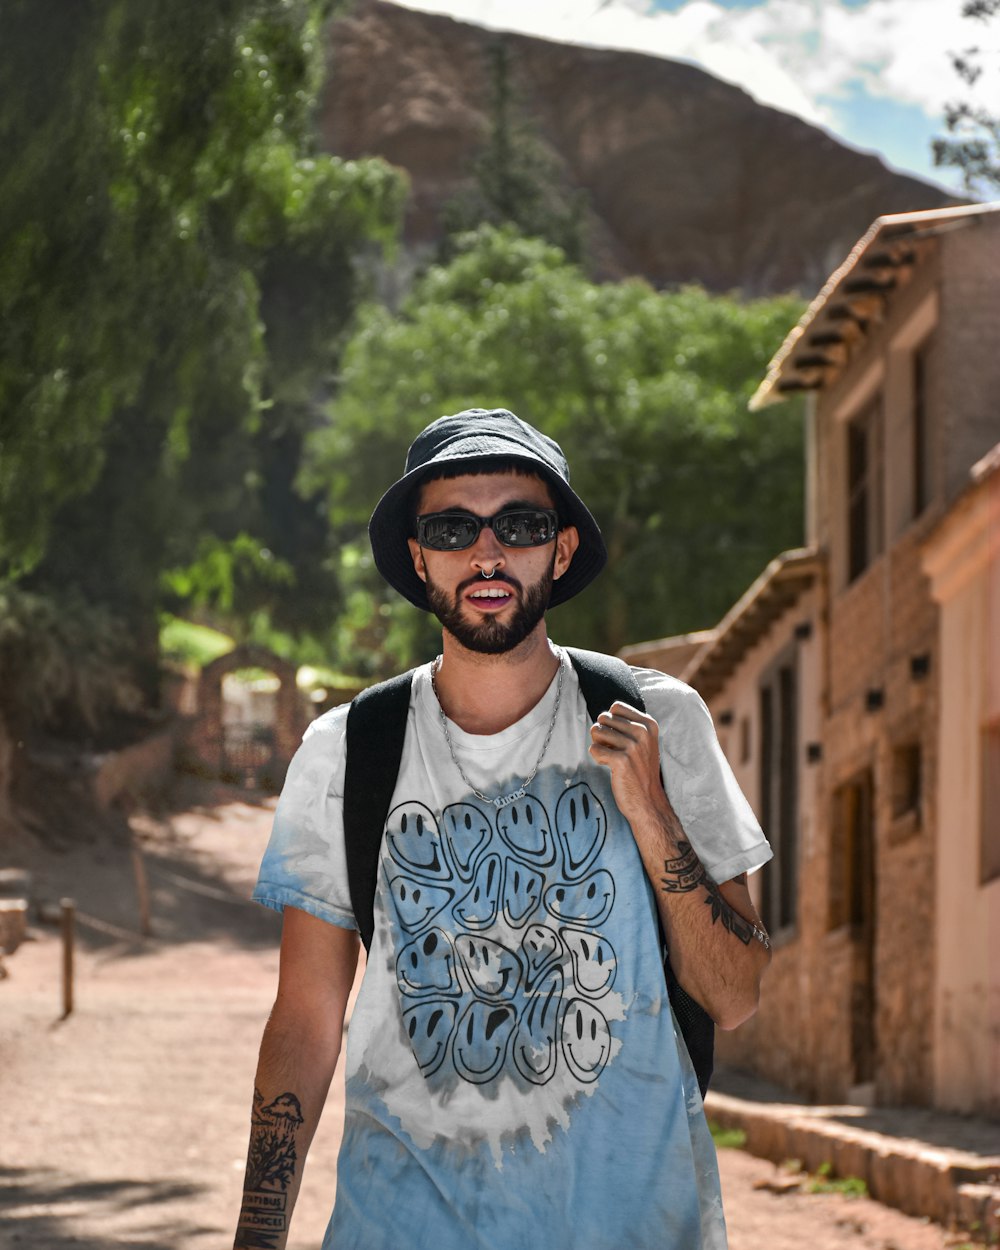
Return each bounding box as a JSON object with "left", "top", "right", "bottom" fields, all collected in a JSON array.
[{"left": 369, "top": 451, "right": 607, "bottom": 611}]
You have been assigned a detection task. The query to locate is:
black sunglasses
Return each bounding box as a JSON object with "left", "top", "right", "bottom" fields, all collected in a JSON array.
[{"left": 415, "top": 508, "right": 559, "bottom": 551}]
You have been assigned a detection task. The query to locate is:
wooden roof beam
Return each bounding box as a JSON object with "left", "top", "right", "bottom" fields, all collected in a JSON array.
[{"left": 843, "top": 274, "right": 897, "bottom": 296}]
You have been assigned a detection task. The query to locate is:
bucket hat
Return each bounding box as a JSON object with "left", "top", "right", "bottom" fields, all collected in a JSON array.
[{"left": 368, "top": 408, "right": 607, "bottom": 611}]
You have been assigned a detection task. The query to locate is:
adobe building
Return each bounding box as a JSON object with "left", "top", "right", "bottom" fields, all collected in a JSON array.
[
  {"left": 626, "top": 203, "right": 1000, "bottom": 1114},
  {"left": 922, "top": 444, "right": 999, "bottom": 1114}
]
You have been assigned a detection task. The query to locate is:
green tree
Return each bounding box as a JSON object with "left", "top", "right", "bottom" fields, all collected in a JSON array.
[
  {"left": 0, "top": 0, "right": 403, "bottom": 689},
  {"left": 933, "top": 0, "right": 1000, "bottom": 194},
  {"left": 304, "top": 226, "right": 805, "bottom": 669},
  {"left": 440, "top": 41, "right": 586, "bottom": 264}
]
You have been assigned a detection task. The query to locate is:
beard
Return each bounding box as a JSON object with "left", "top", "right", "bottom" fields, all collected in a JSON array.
[{"left": 426, "top": 558, "right": 555, "bottom": 655}]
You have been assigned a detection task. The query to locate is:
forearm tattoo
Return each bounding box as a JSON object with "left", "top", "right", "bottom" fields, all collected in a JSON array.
[
  {"left": 235, "top": 1087, "right": 304, "bottom": 1249},
  {"left": 660, "top": 842, "right": 705, "bottom": 893},
  {"left": 660, "top": 841, "right": 771, "bottom": 950}
]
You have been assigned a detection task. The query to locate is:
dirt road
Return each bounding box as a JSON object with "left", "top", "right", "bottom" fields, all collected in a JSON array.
[{"left": 0, "top": 786, "right": 983, "bottom": 1248}]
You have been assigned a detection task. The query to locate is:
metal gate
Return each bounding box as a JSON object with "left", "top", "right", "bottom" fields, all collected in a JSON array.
[{"left": 222, "top": 722, "right": 277, "bottom": 789}]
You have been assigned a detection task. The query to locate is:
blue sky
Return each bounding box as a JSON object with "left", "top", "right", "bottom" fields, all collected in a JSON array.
[{"left": 393, "top": 0, "right": 999, "bottom": 194}]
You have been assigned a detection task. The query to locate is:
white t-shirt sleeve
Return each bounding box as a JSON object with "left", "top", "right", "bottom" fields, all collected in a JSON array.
[
  {"left": 634, "top": 667, "right": 772, "bottom": 884},
  {"left": 251, "top": 704, "right": 357, "bottom": 930}
]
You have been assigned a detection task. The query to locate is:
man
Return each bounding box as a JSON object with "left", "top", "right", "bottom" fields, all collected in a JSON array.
[{"left": 235, "top": 408, "right": 772, "bottom": 1250}]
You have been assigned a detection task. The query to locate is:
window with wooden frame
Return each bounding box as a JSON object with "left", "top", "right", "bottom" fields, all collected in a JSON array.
[
  {"left": 911, "top": 335, "right": 935, "bottom": 519},
  {"left": 847, "top": 395, "right": 884, "bottom": 582},
  {"left": 829, "top": 770, "right": 875, "bottom": 932},
  {"left": 890, "top": 737, "right": 922, "bottom": 841},
  {"left": 759, "top": 656, "right": 798, "bottom": 934}
]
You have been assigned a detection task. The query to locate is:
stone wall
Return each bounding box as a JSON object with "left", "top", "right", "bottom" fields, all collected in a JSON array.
[{"left": 92, "top": 725, "right": 178, "bottom": 811}]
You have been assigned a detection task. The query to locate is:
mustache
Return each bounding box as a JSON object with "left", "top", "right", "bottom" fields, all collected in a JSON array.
[{"left": 457, "top": 571, "right": 522, "bottom": 596}]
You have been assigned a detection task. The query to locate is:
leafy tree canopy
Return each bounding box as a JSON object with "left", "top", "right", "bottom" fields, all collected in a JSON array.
[
  {"left": 0, "top": 0, "right": 404, "bottom": 672},
  {"left": 304, "top": 226, "right": 805, "bottom": 669},
  {"left": 0, "top": 585, "right": 141, "bottom": 738},
  {"left": 440, "top": 41, "right": 586, "bottom": 264},
  {"left": 933, "top": 0, "right": 1000, "bottom": 194}
]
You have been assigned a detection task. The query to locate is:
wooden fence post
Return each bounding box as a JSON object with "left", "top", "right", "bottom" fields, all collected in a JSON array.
[
  {"left": 131, "top": 841, "right": 152, "bottom": 938},
  {"left": 60, "top": 897, "right": 75, "bottom": 1018}
]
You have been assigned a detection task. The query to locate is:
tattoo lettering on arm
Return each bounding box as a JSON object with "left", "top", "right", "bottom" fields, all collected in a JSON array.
[
  {"left": 235, "top": 1087, "right": 304, "bottom": 1250},
  {"left": 660, "top": 842, "right": 771, "bottom": 951},
  {"left": 659, "top": 842, "right": 705, "bottom": 894}
]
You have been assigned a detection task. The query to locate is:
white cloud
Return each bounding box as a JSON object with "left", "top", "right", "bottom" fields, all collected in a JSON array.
[
  {"left": 804, "top": 0, "right": 996, "bottom": 114},
  {"left": 391, "top": 0, "right": 830, "bottom": 120},
  {"left": 391, "top": 0, "right": 998, "bottom": 123}
]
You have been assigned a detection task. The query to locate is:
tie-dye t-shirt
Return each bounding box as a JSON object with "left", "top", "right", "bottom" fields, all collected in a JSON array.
[{"left": 253, "top": 654, "right": 771, "bottom": 1250}]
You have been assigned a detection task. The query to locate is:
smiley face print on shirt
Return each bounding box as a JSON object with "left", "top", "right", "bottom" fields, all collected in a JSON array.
[{"left": 383, "top": 783, "right": 625, "bottom": 1094}]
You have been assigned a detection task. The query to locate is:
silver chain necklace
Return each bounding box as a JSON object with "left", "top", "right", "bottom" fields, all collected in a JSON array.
[{"left": 430, "top": 652, "right": 565, "bottom": 810}]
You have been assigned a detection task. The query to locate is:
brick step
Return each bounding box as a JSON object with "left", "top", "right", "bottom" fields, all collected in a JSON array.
[{"left": 705, "top": 1089, "right": 1000, "bottom": 1233}]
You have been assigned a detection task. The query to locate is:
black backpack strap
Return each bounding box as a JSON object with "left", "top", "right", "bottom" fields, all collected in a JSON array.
[
  {"left": 566, "top": 647, "right": 715, "bottom": 1097},
  {"left": 564, "top": 647, "right": 644, "bottom": 721},
  {"left": 343, "top": 669, "right": 415, "bottom": 952}
]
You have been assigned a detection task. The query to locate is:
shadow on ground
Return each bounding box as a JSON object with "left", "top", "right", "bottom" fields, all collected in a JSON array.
[
  {"left": 0, "top": 1166, "right": 219, "bottom": 1247},
  {"left": 3, "top": 776, "right": 283, "bottom": 958}
]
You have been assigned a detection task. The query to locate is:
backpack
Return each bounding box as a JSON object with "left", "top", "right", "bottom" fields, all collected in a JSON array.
[{"left": 342, "top": 646, "right": 715, "bottom": 1096}]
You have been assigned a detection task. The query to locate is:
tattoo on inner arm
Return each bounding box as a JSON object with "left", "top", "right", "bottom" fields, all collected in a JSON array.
[
  {"left": 660, "top": 843, "right": 705, "bottom": 894},
  {"left": 235, "top": 1087, "right": 304, "bottom": 1249},
  {"left": 660, "top": 841, "right": 771, "bottom": 950}
]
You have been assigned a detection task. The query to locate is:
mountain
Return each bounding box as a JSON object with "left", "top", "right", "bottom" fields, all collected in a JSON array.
[{"left": 318, "top": 0, "right": 960, "bottom": 296}]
